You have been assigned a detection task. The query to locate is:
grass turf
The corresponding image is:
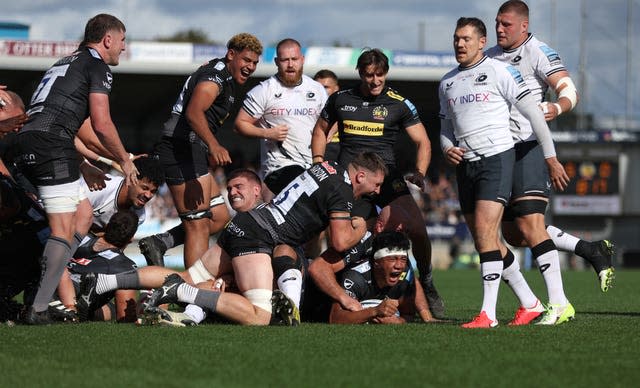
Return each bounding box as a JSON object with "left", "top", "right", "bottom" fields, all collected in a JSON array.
[{"left": 1, "top": 269, "right": 639, "bottom": 387}]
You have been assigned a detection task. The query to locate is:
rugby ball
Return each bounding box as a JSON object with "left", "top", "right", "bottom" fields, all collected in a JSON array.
[{"left": 360, "top": 299, "right": 400, "bottom": 317}]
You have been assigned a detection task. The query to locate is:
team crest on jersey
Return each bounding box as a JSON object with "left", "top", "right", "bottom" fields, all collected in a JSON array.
[{"left": 372, "top": 106, "right": 388, "bottom": 120}]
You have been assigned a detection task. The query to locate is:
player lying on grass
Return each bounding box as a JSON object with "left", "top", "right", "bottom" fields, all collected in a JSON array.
[
  {"left": 329, "top": 230, "right": 433, "bottom": 324},
  {"left": 77, "top": 152, "right": 386, "bottom": 326}
]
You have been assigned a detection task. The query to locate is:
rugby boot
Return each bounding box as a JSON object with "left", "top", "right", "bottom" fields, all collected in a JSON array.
[
  {"left": 47, "top": 300, "right": 78, "bottom": 323},
  {"left": 536, "top": 303, "right": 575, "bottom": 325},
  {"left": 138, "top": 235, "right": 167, "bottom": 267},
  {"left": 76, "top": 272, "right": 109, "bottom": 322},
  {"left": 24, "top": 307, "right": 53, "bottom": 325},
  {"left": 145, "top": 273, "right": 184, "bottom": 309},
  {"left": 579, "top": 240, "right": 615, "bottom": 292},
  {"left": 508, "top": 299, "right": 545, "bottom": 326},
  {"left": 461, "top": 311, "right": 498, "bottom": 328},
  {"left": 271, "top": 290, "right": 300, "bottom": 326}
]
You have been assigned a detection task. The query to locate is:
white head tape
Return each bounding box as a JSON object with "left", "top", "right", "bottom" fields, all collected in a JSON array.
[{"left": 373, "top": 247, "right": 408, "bottom": 260}]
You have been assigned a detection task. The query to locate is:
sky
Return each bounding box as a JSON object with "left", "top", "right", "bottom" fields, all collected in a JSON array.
[{"left": 2, "top": 0, "right": 639, "bottom": 129}]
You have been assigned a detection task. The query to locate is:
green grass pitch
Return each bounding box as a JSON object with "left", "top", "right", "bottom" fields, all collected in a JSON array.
[{"left": 1, "top": 269, "right": 639, "bottom": 387}]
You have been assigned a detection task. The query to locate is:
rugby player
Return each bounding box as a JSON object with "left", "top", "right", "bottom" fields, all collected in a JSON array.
[
  {"left": 438, "top": 17, "right": 569, "bottom": 328},
  {"left": 15, "top": 14, "right": 138, "bottom": 324},
  {"left": 487, "top": 1, "right": 614, "bottom": 317},
  {"left": 147, "top": 33, "right": 262, "bottom": 269},
  {"left": 310, "top": 48, "right": 445, "bottom": 319},
  {"left": 329, "top": 231, "right": 432, "bottom": 324},
  {"left": 78, "top": 152, "right": 387, "bottom": 326}
]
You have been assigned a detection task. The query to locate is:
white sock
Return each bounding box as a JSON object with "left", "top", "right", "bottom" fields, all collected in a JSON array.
[
  {"left": 176, "top": 283, "right": 198, "bottom": 305},
  {"left": 277, "top": 269, "right": 302, "bottom": 308},
  {"left": 96, "top": 274, "right": 118, "bottom": 295},
  {"left": 480, "top": 260, "right": 503, "bottom": 322},
  {"left": 184, "top": 304, "right": 206, "bottom": 324},
  {"left": 535, "top": 249, "right": 569, "bottom": 305},
  {"left": 502, "top": 258, "right": 538, "bottom": 309},
  {"left": 546, "top": 225, "right": 580, "bottom": 253}
]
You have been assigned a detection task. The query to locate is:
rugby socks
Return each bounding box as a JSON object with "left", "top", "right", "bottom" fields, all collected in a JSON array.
[
  {"left": 273, "top": 256, "right": 302, "bottom": 308},
  {"left": 178, "top": 284, "right": 220, "bottom": 312},
  {"left": 32, "top": 237, "right": 72, "bottom": 312},
  {"left": 96, "top": 270, "right": 139, "bottom": 294},
  {"left": 533, "top": 239, "right": 569, "bottom": 306},
  {"left": 546, "top": 225, "right": 580, "bottom": 253},
  {"left": 184, "top": 304, "right": 206, "bottom": 324},
  {"left": 69, "top": 232, "right": 84, "bottom": 256},
  {"left": 501, "top": 249, "right": 538, "bottom": 309},
  {"left": 277, "top": 269, "right": 303, "bottom": 309},
  {"left": 479, "top": 251, "right": 503, "bottom": 322}
]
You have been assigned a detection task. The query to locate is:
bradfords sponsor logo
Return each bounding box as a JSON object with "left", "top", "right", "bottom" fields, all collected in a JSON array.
[
  {"left": 226, "top": 221, "right": 245, "bottom": 237},
  {"left": 343, "top": 120, "right": 384, "bottom": 136}
]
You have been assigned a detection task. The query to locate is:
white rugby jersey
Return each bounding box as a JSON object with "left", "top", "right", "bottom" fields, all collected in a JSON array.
[
  {"left": 84, "top": 174, "right": 145, "bottom": 229},
  {"left": 241, "top": 74, "right": 327, "bottom": 178},
  {"left": 439, "top": 56, "right": 529, "bottom": 160},
  {"left": 486, "top": 34, "right": 567, "bottom": 142}
]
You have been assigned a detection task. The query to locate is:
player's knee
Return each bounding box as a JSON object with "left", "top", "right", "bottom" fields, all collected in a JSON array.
[
  {"left": 243, "top": 288, "right": 273, "bottom": 317},
  {"left": 187, "top": 260, "right": 214, "bottom": 284},
  {"left": 272, "top": 255, "right": 297, "bottom": 278},
  {"left": 501, "top": 224, "right": 526, "bottom": 247}
]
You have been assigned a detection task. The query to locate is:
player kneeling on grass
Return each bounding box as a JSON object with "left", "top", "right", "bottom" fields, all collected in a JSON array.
[{"left": 329, "top": 231, "right": 433, "bottom": 324}]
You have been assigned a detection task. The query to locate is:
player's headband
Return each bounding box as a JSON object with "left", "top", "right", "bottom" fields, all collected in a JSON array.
[{"left": 373, "top": 247, "right": 408, "bottom": 260}]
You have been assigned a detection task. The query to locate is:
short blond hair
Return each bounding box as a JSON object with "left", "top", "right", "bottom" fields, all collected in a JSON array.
[{"left": 227, "top": 33, "right": 263, "bottom": 56}]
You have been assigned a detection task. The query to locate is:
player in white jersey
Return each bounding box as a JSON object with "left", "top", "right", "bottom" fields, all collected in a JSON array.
[
  {"left": 488, "top": 1, "right": 615, "bottom": 308},
  {"left": 235, "top": 38, "right": 327, "bottom": 199},
  {"left": 234, "top": 38, "right": 327, "bottom": 313},
  {"left": 439, "top": 17, "right": 569, "bottom": 328},
  {"left": 83, "top": 156, "right": 164, "bottom": 230}
]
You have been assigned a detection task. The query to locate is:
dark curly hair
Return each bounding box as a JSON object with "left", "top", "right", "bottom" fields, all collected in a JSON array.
[{"left": 135, "top": 156, "right": 165, "bottom": 187}]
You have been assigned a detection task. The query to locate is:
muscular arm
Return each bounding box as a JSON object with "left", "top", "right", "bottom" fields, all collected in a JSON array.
[
  {"left": 185, "top": 81, "right": 230, "bottom": 166},
  {"left": 311, "top": 118, "right": 331, "bottom": 163},
  {"left": 89, "top": 93, "right": 137, "bottom": 186},
  {"left": 327, "top": 213, "right": 367, "bottom": 252},
  {"left": 543, "top": 70, "right": 579, "bottom": 120},
  {"left": 308, "top": 249, "right": 361, "bottom": 311},
  {"left": 234, "top": 108, "right": 288, "bottom": 141},
  {"left": 330, "top": 297, "right": 399, "bottom": 324},
  {"left": 405, "top": 122, "right": 431, "bottom": 189},
  {"left": 405, "top": 122, "right": 431, "bottom": 176}
]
